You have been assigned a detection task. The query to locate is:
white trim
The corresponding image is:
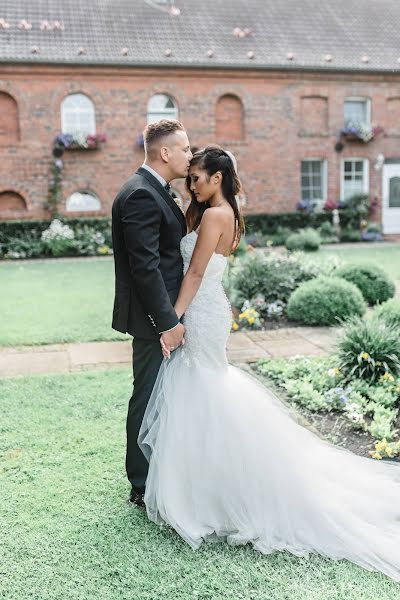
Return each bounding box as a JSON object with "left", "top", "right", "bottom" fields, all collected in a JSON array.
[
  {"left": 344, "top": 97, "right": 371, "bottom": 127},
  {"left": 340, "top": 158, "right": 369, "bottom": 201},
  {"left": 300, "top": 158, "right": 328, "bottom": 201},
  {"left": 61, "top": 93, "right": 96, "bottom": 135}
]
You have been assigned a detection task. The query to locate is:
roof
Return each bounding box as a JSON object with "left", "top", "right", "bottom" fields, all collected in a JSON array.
[{"left": 0, "top": 0, "right": 399, "bottom": 73}]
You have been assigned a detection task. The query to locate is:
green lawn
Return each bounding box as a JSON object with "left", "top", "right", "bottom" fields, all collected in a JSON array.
[
  {"left": 0, "top": 258, "right": 127, "bottom": 346},
  {"left": 1, "top": 368, "right": 399, "bottom": 600},
  {"left": 0, "top": 245, "right": 399, "bottom": 348},
  {"left": 314, "top": 244, "right": 400, "bottom": 280}
]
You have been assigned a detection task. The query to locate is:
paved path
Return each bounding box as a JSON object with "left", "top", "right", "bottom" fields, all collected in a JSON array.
[{"left": 0, "top": 326, "right": 340, "bottom": 377}]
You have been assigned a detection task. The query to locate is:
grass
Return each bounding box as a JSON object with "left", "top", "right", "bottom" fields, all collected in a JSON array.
[
  {"left": 0, "top": 257, "right": 127, "bottom": 346},
  {"left": 1, "top": 368, "right": 400, "bottom": 600},
  {"left": 314, "top": 244, "right": 400, "bottom": 281}
]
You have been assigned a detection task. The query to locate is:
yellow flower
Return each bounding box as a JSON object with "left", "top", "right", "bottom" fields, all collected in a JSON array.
[
  {"left": 382, "top": 372, "right": 394, "bottom": 382},
  {"left": 239, "top": 312, "right": 247, "bottom": 320},
  {"left": 370, "top": 452, "right": 383, "bottom": 460},
  {"left": 266, "top": 239, "right": 273, "bottom": 247},
  {"left": 360, "top": 352, "right": 369, "bottom": 360},
  {"left": 386, "top": 447, "right": 394, "bottom": 457},
  {"left": 232, "top": 321, "right": 239, "bottom": 331},
  {"left": 97, "top": 245, "right": 110, "bottom": 255},
  {"left": 248, "top": 317, "right": 255, "bottom": 325},
  {"left": 375, "top": 440, "right": 387, "bottom": 453}
]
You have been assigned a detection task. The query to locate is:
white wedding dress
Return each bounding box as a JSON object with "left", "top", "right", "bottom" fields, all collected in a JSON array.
[{"left": 138, "top": 231, "right": 400, "bottom": 582}]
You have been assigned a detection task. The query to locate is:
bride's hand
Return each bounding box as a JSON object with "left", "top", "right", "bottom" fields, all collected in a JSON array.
[{"left": 160, "top": 337, "right": 171, "bottom": 359}]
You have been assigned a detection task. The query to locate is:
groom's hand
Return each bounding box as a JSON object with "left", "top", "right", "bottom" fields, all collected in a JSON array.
[{"left": 160, "top": 323, "right": 185, "bottom": 358}]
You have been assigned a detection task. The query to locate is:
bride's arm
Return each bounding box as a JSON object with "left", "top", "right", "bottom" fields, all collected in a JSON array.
[{"left": 174, "top": 209, "right": 223, "bottom": 319}]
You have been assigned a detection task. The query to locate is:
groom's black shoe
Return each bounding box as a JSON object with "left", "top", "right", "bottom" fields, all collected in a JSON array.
[{"left": 129, "top": 488, "right": 145, "bottom": 508}]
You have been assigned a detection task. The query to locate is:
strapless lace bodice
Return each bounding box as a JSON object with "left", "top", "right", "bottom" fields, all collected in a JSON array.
[{"left": 179, "top": 231, "right": 232, "bottom": 368}]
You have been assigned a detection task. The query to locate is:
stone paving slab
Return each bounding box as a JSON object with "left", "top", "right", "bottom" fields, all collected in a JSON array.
[{"left": 0, "top": 326, "right": 339, "bottom": 378}]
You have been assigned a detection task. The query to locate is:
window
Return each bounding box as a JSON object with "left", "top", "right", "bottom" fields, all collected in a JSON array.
[
  {"left": 341, "top": 159, "right": 369, "bottom": 200},
  {"left": 0, "top": 191, "right": 27, "bottom": 212},
  {"left": 301, "top": 159, "right": 327, "bottom": 201},
  {"left": 216, "top": 94, "right": 244, "bottom": 141},
  {"left": 147, "top": 94, "right": 178, "bottom": 124},
  {"left": 0, "top": 92, "right": 20, "bottom": 144},
  {"left": 344, "top": 98, "right": 370, "bottom": 127},
  {"left": 61, "top": 93, "right": 96, "bottom": 135},
  {"left": 66, "top": 191, "right": 101, "bottom": 212}
]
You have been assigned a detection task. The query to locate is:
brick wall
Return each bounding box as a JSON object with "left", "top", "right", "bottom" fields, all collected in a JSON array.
[{"left": 0, "top": 63, "right": 399, "bottom": 222}]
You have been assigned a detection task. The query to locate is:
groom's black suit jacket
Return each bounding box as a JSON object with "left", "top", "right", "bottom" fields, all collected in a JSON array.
[{"left": 112, "top": 167, "right": 187, "bottom": 340}]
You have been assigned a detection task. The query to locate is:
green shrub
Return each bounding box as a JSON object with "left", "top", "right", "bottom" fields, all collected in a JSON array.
[
  {"left": 243, "top": 209, "right": 357, "bottom": 236},
  {"left": 336, "top": 263, "right": 395, "bottom": 305},
  {"left": 373, "top": 298, "right": 400, "bottom": 328},
  {"left": 318, "top": 220, "right": 338, "bottom": 242},
  {"left": 337, "top": 316, "right": 400, "bottom": 382},
  {"left": 339, "top": 226, "right": 361, "bottom": 242},
  {"left": 287, "top": 276, "right": 366, "bottom": 326},
  {"left": 285, "top": 228, "right": 321, "bottom": 252},
  {"left": 231, "top": 251, "right": 322, "bottom": 309},
  {"left": 0, "top": 217, "right": 112, "bottom": 259}
]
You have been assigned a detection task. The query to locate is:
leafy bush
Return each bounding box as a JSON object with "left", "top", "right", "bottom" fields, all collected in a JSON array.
[
  {"left": 336, "top": 263, "right": 395, "bottom": 305},
  {"left": 373, "top": 298, "right": 400, "bottom": 328},
  {"left": 243, "top": 209, "right": 357, "bottom": 236},
  {"left": 318, "top": 220, "right": 338, "bottom": 242},
  {"left": 285, "top": 228, "right": 321, "bottom": 252},
  {"left": 287, "top": 276, "right": 366, "bottom": 326},
  {"left": 256, "top": 355, "right": 400, "bottom": 450},
  {"left": 339, "top": 226, "right": 361, "bottom": 242},
  {"left": 0, "top": 217, "right": 112, "bottom": 259},
  {"left": 337, "top": 316, "right": 400, "bottom": 382},
  {"left": 231, "top": 251, "right": 324, "bottom": 311}
]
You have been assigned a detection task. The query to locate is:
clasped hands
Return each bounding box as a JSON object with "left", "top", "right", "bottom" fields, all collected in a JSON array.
[{"left": 160, "top": 322, "right": 185, "bottom": 359}]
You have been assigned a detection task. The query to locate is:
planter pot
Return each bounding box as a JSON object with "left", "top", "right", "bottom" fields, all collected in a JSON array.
[{"left": 65, "top": 143, "right": 99, "bottom": 151}]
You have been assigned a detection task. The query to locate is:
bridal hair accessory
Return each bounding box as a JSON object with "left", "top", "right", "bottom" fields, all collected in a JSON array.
[{"left": 224, "top": 150, "right": 238, "bottom": 175}]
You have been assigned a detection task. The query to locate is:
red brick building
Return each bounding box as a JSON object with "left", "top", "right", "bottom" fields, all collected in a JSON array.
[{"left": 1, "top": 0, "right": 400, "bottom": 233}]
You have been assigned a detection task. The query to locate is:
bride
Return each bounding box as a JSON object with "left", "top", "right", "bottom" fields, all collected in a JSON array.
[{"left": 138, "top": 145, "right": 400, "bottom": 582}]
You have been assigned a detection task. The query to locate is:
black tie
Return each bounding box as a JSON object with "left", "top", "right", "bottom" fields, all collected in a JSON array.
[{"left": 164, "top": 183, "right": 171, "bottom": 194}]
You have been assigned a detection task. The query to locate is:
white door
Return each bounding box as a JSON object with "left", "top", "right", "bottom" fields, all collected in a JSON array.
[{"left": 382, "top": 163, "right": 400, "bottom": 234}]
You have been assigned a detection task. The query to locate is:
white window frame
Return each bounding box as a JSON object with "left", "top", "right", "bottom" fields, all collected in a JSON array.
[
  {"left": 147, "top": 94, "right": 179, "bottom": 124},
  {"left": 344, "top": 97, "right": 371, "bottom": 127},
  {"left": 300, "top": 158, "right": 328, "bottom": 202},
  {"left": 65, "top": 190, "right": 101, "bottom": 212},
  {"left": 61, "top": 93, "right": 96, "bottom": 135},
  {"left": 340, "top": 158, "right": 369, "bottom": 201}
]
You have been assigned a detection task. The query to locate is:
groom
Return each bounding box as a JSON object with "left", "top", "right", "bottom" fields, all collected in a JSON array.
[{"left": 111, "top": 119, "right": 192, "bottom": 506}]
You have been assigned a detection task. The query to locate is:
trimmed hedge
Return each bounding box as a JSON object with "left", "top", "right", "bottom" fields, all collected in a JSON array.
[
  {"left": 287, "top": 276, "right": 366, "bottom": 326},
  {"left": 0, "top": 217, "right": 111, "bottom": 242},
  {"left": 285, "top": 228, "right": 321, "bottom": 252},
  {"left": 335, "top": 263, "right": 396, "bottom": 306},
  {"left": 244, "top": 209, "right": 357, "bottom": 235},
  {"left": 373, "top": 298, "right": 400, "bottom": 328}
]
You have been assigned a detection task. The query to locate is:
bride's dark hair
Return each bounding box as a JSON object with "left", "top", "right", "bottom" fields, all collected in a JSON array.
[{"left": 185, "top": 145, "right": 245, "bottom": 251}]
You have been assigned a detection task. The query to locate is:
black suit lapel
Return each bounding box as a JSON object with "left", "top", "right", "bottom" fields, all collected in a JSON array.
[{"left": 136, "top": 167, "right": 187, "bottom": 236}]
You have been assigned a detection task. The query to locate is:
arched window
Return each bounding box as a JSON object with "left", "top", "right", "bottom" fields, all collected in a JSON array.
[
  {"left": 0, "top": 93, "right": 20, "bottom": 144},
  {"left": 147, "top": 94, "right": 179, "bottom": 124},
  {"left": 216, "top": 94, "right": 244, "bottom": 141},
  {"left": 61, "top": 93, "right": 96, "bottom": 135},
  {"left": 0, "top": 191, "right": 27, "bottom": 212},
  {"left": 66, "top": 191, "right": 101, "bottom": 212}
]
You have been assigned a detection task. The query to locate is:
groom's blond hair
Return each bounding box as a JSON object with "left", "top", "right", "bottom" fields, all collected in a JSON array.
[{"left": 143, "top": 119, "right": 185, "bottom": 159}]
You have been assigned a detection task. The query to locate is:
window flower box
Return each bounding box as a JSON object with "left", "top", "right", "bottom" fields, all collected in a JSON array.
[
  {"left": 339, "top": 123, "right": 383, "bottom": 144},
  {"left": 54, "top": 132, "right": 107, "bottom": 152}
]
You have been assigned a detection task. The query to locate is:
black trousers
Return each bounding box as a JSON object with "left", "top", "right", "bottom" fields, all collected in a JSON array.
[{"left": 126, "top": 337, "right": 163, "bottom": 494}]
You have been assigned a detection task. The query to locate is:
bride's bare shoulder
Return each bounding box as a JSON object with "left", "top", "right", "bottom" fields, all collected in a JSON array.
[{"left": 201, "top": 206, "right": 233, "bottom": 229}]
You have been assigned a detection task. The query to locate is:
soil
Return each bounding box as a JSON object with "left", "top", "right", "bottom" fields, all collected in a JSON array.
[{"left": 251, "top": 367, "right": 400, "bottom": 462}]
